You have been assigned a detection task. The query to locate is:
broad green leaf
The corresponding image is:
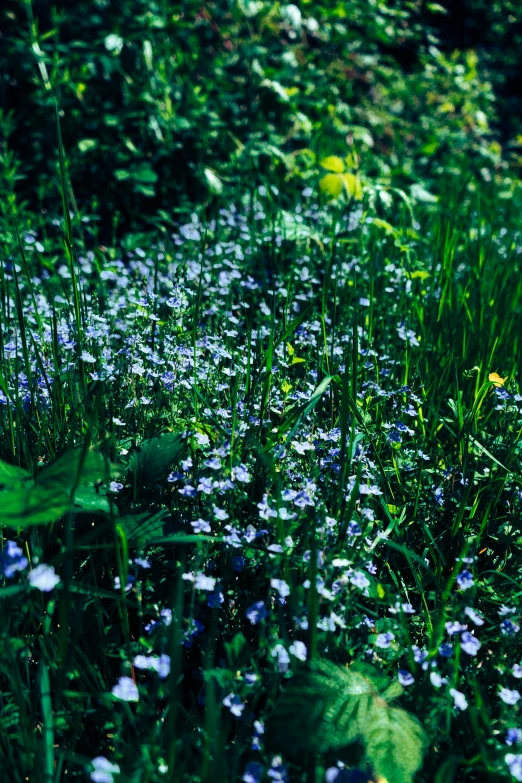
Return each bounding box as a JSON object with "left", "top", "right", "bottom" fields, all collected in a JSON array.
[
  {"left": 381, "top": 680, "right": 404, "bottom": 701},
  {"left": 363, "top": 703, "right": 426, "bottom": 783},
  {"left": 73, "top": 485, "right": 112, "bottom": 515},
  {"left": 0, "top": 483, "right": 71, "bottom": 527},
  {"left": 0, "top": 448, "right": 110, "bottom": 528},
  {"left": 128, "top": 432, "right": 186, "bottom": 490},
  {"left": 267, "top": 658, "right": 426, "bottom": 772},
  {"left": 0, "top": 460, "right": 31, "bottom": 487},
  {"left": 37, "top": 449, "right": 107, "bottom": 489},
  {"left": 267, "top": 659, "right": 375, "bottom": 754},
  {"left": 120, "top": 509, "right": 169, "bottom": 543}
]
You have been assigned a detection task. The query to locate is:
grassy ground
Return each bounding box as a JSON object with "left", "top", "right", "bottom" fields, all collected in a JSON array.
[{"left": 2, "top": 162, "right": 522, "bottom": 783}]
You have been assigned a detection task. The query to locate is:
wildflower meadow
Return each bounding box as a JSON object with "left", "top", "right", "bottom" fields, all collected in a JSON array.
[{"left": 2, "top": 1, "right": 522, "bottom": 782}]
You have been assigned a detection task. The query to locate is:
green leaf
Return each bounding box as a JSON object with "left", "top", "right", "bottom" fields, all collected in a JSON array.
[
  {"left": 0, "top": 449, "right": 110, "bottom": 528},
  {"left": 319, "top": 155, "right": 345, "bottom": 173},
  {"left": 260, "top": 79, "right": 290, "bottom": 103},
  {"left": 381, "top": 680, "right": 404, "bottom": 701},
  {"left": 0, "top": 483, "right": 70, "bottom": 527},
  {"left": 341, "top": 172, "right": 363, "bottom": 200},
  {"left": 203, "top": 168, "right": 223, "bottom": 195},
  {"left": 371, "top": 217, "right": 396, "bottom": 235},
  {"left": 130, "top": 163, "right": 158, "bottom": 184},
  {"left": 267, "top": 659, "right": 426, "bottom": 776},
  {"left": 277, "top": 375, "right": 335, "bottom": 446},
  {"left": 319, "top": 173, "right": 343, "bottom": 198},
  {"left": 120, "top": 509, "right": 169, "bottom": 543},
  {"left": 128, "top": 432, "right": 186, "bottom": 490},
  {"left": 73, "top": 485, "right": 112, "bottom": 515},
  {"left": 363, "top": 703, "right": 426, "bottom": 783},
  {"left": 77, "top": 139, "right": 97, "bottom": 153},
  {"left": 224, "top": 633, "right": 247, "bottom": 666},
  {"left": 114, "top": 169, "right": 131, "bottom": 181},
  {"left": 37, "top": 449, "right": 107, "bottom": 489},
  {"left": 0, "top": 460, "right": 31, "bottom": 487},
  {"left": 266, "top": 659, "right": 374, "bottom": 755}
]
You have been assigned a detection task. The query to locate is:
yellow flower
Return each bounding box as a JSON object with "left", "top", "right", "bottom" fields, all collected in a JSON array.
[{"left": 488, "top": 372, "right": 507, "bottom": 387}]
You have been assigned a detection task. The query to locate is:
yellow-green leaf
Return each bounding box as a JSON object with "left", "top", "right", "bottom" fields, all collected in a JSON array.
[
  {"left": 372, "top": 218, "right": 395, "bottom": 235},
  {"left": 342, "top": 172, "right": 363, "bottom": 200},
  {"left": 319, "top": 173, "right": 343, "bottom": 198},
  {"left": 319, "top": 155, "right": 345, "bottom": 173},
  {"left": 409, "top": 270, "right": 430, "bottom": 281}
]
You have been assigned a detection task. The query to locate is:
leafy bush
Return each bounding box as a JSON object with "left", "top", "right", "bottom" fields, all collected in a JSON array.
[{"left": 0, "top": 0, "right": 504, "bottom": 232}]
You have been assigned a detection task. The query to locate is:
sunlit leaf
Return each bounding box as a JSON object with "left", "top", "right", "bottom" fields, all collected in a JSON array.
[
  {"left": 363, "top": 703, "right": 425, "bottom": 783},
  {"left": 341, "top": 172, "right": 363, "bottom": 199},
  {"left": 319, "top": 155, "right": 345, "bottom": 173},
  {"left": 203, "top": 168, "right": 223, "bottom": 195},
  {"left": 319, "top": 173, "right": 343, "bottom": 198}
]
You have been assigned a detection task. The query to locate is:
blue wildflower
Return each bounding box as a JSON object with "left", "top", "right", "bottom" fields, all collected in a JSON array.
[
  {"left": 507, "top": 729, "right": 522, "bottom": 746},
  {"left": 246, "top": 601, "right": 267, "bottom": 625},
  {"left": 242, "top": 762, "right": 264, "bottom": 783},
  {"left": 456, "top": 570, "right": 474, "bottom": 590},
  {"left": 0, "top": 541, "right": 28, "bottom": 578}
]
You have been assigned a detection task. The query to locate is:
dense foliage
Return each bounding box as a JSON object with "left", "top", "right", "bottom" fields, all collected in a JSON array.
[
  {"left": 2, "top": 2, "right": 522, "bottom": 783},
  {"left": 0, "top": 0, "right": 509, "bottom": 231}
]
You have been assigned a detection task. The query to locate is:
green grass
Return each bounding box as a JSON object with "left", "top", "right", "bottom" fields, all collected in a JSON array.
[{"left": 1, "top": 161, "right": 522, "bottom": 783}]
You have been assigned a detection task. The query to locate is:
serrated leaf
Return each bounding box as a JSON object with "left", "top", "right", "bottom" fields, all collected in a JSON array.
[
  {"left": 320, "top": 156, "right": 345, "bottom": 173},
  {"left": 266, "top": 659, "right": 375, "bottom": 755},
  {"left": 363, "top": 703, "right": 426, "bottom": 783},
  {"left": 381, "top": 680, "right": 403, "bottom": 701},
  {"left": 267, "top": 658, "right": 426, "bottom": 776},
  {"left": 128, "top": 432, "right": 186, "bottom": 490}
]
